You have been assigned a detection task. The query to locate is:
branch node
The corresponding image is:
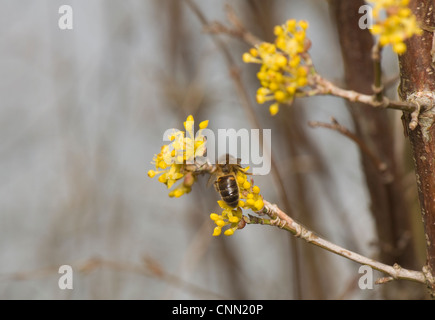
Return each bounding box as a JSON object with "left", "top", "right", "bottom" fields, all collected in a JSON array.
[
  {"left": 393, "top": 263, "right": 402, "bottom": 272},
  {"left": 371, "top": 84, "right": 384, "bottom": 95},
  {"left": 270, "top": 216, "right": 287, "bottom": 229},
  {"left": 308, "top": 118, "right": 389, "bottom": 175},
  {"left": 375, "top": 276, "right": 394, "bottom": 285},
  {"left": 409, "top": 102, "right": 421, "bottom": 131},
  {"left": 422, "top": 265, "right": 435, "bottom": 297}
]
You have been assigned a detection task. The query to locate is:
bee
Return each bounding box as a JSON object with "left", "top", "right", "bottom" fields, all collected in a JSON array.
[{"left": 209, "top": 154, "right": 249, "bottom": 208}]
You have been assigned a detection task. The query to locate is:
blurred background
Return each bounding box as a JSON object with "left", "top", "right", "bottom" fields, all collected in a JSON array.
[{"left": 0, "top": 0, "right": 428, "bottom": 299}]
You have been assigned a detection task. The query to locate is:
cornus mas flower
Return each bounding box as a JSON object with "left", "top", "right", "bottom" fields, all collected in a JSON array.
[
  {"left": 242, "top": 19, "right": 312, "bottom": 116},
  {"left": 147, "top": 115, "right": 208, "bottom": 197},
  {"left": 148, "top": 115, "right": 265, "bottom": 237},
  {"left": 368, "top": 0, "right": 422, "bottom": 54}
]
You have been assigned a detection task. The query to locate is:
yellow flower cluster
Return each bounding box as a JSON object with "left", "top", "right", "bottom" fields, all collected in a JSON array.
[
  {"left": 149, "top": 116, "right": 266, "bottom": 237},
  {"left": 368, "top": 0, "right": 422, "bottom": 54},
  {"left": 210, "top": 169, "right": 264, "bottom": 236},
  {"left": 210, "top": 204, "right": 244, "bottom": 237},
  {"left": 147, "top": 115, "right": 208, "bottom": 197},
  {"left": 242, "top": 19, "right": 310, "bottom": 116}
]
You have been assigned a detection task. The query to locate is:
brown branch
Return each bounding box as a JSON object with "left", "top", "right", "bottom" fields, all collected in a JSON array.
[
  {"left": 314, "top": 75, "right": 418, "bottom": 114},
  {"left": 371, "top": 43, "right": 384, "bottom": 102},
  {"left": 203, "top": 5, "right": 262, "bottom": 46},
  {"left": 180, "top": 160, "right": 433, "bottom": 291},
  {"left": 195, "top": 2, "right": 419, "bottom": 118},
  {"left": 383, "top": 74, "right": 400, "bottom": 89},
  {"left": 308, "top": 117, "right": 388, "bottom": 174},
  {"left": 398, "top": 0, "right": 435, "bottom": 295},
  {"left": 329, "top": 2, "right": 423, "bottom": 301},
  {"left": 249, "top": 200, "right": 430, "bottom": 286}
]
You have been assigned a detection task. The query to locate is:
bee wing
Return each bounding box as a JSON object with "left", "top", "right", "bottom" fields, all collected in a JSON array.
[{"left": 206, "top": 173, "right": 216, "bottom": 188}]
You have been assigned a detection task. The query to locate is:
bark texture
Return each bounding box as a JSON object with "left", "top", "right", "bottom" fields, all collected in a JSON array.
[
  {"left": 330, "top": 0, "right": 426, "bottom": 298},
  {"left": 398, "top": 0, "right": 435, "bottom": 290}
]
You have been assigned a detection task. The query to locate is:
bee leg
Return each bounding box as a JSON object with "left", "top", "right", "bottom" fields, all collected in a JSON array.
[{"left": 213, "top": 180, "right": 219, "bottom": 193}]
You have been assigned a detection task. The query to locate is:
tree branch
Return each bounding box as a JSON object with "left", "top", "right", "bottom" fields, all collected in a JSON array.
[
  {"left": 308, "top": 117, "right": 388, "bottom": 174},
  {"left": 313, "top": 75, "right": 417, "bottom": 114},
  {"left": 195, "top": 2, "right": 421, "bottom": 119},
  {"left": 203, "top": 4, "right": 262, "bottom": 46},
  {"left": 398, "top": 0, "right": 435, "bottom": 295},
  {"left": 371, "top": 42, "right": 384, "bottom": 102},
  {"left": 248, "top": 200, "right": 430, "bottom": 286}
]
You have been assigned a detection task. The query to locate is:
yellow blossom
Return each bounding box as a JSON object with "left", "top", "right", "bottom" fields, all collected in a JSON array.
[
  {"left": 210, "top": 167, "right": 264, "bottom": 236},
  {"left": 150, "top": 116, "right": 267, "bottom": 237},
  {"left": 367, "top": 0, "right": 422, "bottom": 54},
  {"left": 148, "top": 115, "right": 208, "bottom": 197},
  {"left": 243, "top": 19, "right": 312, "bottom": 115}
]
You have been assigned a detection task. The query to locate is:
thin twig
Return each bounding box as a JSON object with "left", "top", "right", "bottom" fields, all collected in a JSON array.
[
  {"left": 375, "top": 276, "right": 394, "bottom": 284},
  {"left": 314, "top": 75, "right": 418, "bottom": 113},
  {"left": 409, "top": 101, "right": 421, "bottom": 130},
  {"left": 203, "top": 5, "right": 262, "bottom": 47},
  {"left": 197, "top": 6, "right": 419, "bottom": 115},
  {"left": 371, "top": 42, "right": 384, "bottom": 102},
  {"left": 249, "top": 200, "right": 430, "bottom": 286},
  {"left": 180, "top": 160, "right": 432, "bottom": 290},
  {"left": 308, "top": 117, "right": 388, "bottom": 174},
  {"left": 383, "top": 74, "right": 400, "bottom": 90}
]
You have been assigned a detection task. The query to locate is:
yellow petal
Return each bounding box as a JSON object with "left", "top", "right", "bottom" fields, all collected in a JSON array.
[
  {"left": 199, "top": 120, "right": 209, "bottom": 129},
  {"left": 212, "top": 227, "right": 222, "bottom": 236},
  {"left": 269, "top": 103, "right": 279, "bottom": 116},
  {"left": 224, "top": 228, "right": 234, "bottom": 236},
  {"left": 167, "top": 179, "right": 175, "bottom": 189}
]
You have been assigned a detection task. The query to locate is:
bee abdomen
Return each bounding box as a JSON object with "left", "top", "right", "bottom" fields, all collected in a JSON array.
[{"left": 216, "top": 175, "right": 239, "bottom": 208}]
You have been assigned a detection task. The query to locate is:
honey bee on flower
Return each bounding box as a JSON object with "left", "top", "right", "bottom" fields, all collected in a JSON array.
[
  {"left": 208, "top": 154, "right": 264, "bottom": 236},
  {"left": 148, "top": 115, "right": 265, "bottom": 237}
]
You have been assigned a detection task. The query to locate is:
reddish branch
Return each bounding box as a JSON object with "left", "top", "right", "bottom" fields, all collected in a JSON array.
[
  {"left": 330, "top": 1, "right": 421, "bottom": 288},
  {"left": 398, "top": 0, "right": 435, "bottom": 295}
]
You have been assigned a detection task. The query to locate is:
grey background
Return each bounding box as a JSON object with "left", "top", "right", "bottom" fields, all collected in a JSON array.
[{"left": 0, "top": 0, "right": 406, "bottom": 299}]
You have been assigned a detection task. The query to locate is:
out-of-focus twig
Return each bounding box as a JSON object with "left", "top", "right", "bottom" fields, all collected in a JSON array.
[
  {"left": 308, "top": 117, "right": 388, "bottom": 174},
  {"left": 383, "top": 74, "right": 400, "bottom": 89},
  {"left": 203, "top": 4, "right": 262, "bottom": 46},
  {"left": 371, "top": 43, "right": 384, "bottom": 103},
  {"left": 0, "top": 256, "right": 226, "bottom": 299}
]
